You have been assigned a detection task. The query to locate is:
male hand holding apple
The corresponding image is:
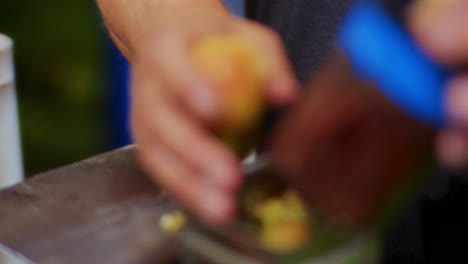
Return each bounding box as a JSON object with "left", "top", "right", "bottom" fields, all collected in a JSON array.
[{"left": 97, "top": 0, "right": 468, "bottom": 227}]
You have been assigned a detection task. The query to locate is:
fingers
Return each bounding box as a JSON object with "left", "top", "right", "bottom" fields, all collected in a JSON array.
[
  {"left": 439, "top": 84, "right": 468, "bottom": 170},
  {"left": 131, "top": 65, "right": 242, "bottom": 188},
  {"left": 236, "top": 21, "right": 299, "bottom": 106},
  {"left": 436, "top": 128, "right": 468, "bottom": 169},
  {"left": 129, "top": 16, "right": 298, "bottom": 224},
  {"left": 437, "top": 75, "right": 468, "bottom": 169},
  {"left": 408, "top": 0, "right": 468, "bottom": 65},
  {"left": 409, "top": 1, "right": 468, "bottom": 169},
  {"left": 141, "top": 99, "right": 241, "bottom": 189},
  {"left": 138, "top": 146, "right": 236, "bottom": 224},
  {"left": 130, "top": 65, "right": 241, "bottom": 223},
  {"left": 137, "top": 33, "right": 220, "bottom": 123},
  {"left": 445, "top": 74, "right": 468, "bottom": 124},
  {"left": 134, "top": 35, "right": 243, "bottom": 185}
]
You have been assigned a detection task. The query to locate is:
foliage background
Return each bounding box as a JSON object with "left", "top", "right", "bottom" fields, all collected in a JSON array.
[{"left": 0, "top": 1, "right": 113, "bottom": 175}]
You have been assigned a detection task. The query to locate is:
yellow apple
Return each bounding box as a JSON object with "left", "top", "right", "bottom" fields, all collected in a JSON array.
[{"left": 192, "top": 35, "right": 266, "bottom": 156}]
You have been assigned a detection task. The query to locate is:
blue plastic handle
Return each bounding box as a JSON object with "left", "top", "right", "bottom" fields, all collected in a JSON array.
[{"left": 339, "top": 1, "right": 449, "bottom": 126}]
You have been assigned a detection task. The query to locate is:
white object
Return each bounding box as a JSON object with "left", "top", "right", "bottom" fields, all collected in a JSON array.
[
  {"left": 0, "top": 244, "right": 32, "bottom": 264},
  {"left": 0, "top": 33, "right": 24, "bottom": 188}
]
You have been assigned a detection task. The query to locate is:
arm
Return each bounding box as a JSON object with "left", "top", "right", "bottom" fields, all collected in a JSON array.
[{"left": 96, "top": 0, "right": 227, "bottom": 60}]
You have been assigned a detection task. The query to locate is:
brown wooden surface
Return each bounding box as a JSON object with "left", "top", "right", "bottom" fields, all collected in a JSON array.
[{"left": 0, "top": 146, "right": 181, "bottom": 264}]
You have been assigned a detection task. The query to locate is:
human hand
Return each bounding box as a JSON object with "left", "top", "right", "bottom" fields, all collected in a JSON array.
[
  {"left": 130, "top": 8, "right": 297, "bottom": 224},
  {"left": 268, "top": 52, "right": 434, "bottom": 229},
  {"left": 408, "top": 0, "right": 468, "bottom": 169}
]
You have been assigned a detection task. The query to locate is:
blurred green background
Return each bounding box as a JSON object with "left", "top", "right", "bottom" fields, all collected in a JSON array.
[{"left": 0, "top": 1, "right": 112, "bottom": 175}]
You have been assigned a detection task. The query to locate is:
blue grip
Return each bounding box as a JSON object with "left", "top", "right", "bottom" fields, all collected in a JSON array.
[{"left": 339, "top": 1, "right": 449, "bottom": 126}]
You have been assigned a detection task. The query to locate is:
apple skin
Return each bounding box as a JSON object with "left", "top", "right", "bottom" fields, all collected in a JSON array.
[{"left": 192, "top": 35, "right": 266, "bottom": 156}]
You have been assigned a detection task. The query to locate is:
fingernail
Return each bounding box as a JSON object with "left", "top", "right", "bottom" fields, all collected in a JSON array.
[
  {"left": 210, "top": 159, "right": 241, "bottom": 189},
  {"left": 189, "top": 85, "right": 219, "bottom": 119},
  {"left": 200, "top": 191, "right": 233, "bottom": 224},
  {"left": 445, "top": 76, "right": 468, "bottom": 123}
]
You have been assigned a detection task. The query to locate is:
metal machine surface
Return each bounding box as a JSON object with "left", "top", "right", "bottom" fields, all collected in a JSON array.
[
  {"left": 0, "top": 147, "right": 379, "bottom": 264},
  {"left": 0, "top": 147, "right": 180, "bottom": 263}
]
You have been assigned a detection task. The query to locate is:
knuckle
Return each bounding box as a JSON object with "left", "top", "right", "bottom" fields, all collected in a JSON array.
[
  {"left": 167, "top": 75, "right": 192, "bottom": 94},
  {"left": 137, "top": 37, "right": 169, "bottom": 65},
  {"left": 147, "top": 114, "right": 163, "bottom": 134}
]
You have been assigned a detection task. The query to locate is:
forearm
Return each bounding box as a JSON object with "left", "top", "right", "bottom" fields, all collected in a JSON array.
[{"left": 96, "top": 0, "right": 227, "bottom": 60}]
